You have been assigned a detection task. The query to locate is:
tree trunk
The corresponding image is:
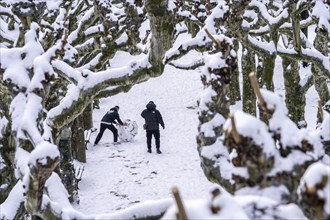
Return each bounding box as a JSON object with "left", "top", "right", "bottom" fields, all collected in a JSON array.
[
  {"left": 71, "top": 116, "right": 86, "bottom": 163},
  {"left": 0, "top": 126, "right": 16, "bottom": 203},
  {"left": 283, "top": 58, "right": 306, "bottom": 128},
  {"left": 197, "top": 73, "right": 233, "bottom": 192},
  {"left": 256, "top": 56, "right": 269, "bottom": 124},
  {"left": 145, "top": 0, "right": 175, "bottom": 76},
  {"left": 312, "top": 27, "right": 330, "bottom": 123},
  {"left": 229, "top": 41, "right": 241, "bottom": 104},
  {"left": 82, "top": 102, "right": 93, "bottom": 131},
  {"left": 263, "top": 56, "right": 275, "bottom": 91},
  {"left": 197, "top": 36, "right": 237, "bottom": 193},
  {"left": 0, "top": 84, "right": 17, "bottom": 203},
  {"left": 230, "top": 69, "right": 241, "bottom": 104},
  {"left": 242, "top": 47, "right": 256, "bottom": 116},
  {"left": 58, "top": 127, "right": 79, "bottom": 203},
  {"left": 25, "top": 152, "right": 60, "bottom": 219}
]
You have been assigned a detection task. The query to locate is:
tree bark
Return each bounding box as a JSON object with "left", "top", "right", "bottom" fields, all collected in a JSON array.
[
  {"left": 0, "top": 126, "right": 16, "bottom": 203},
  {"left": 263, "top": 56, "right": 275, "bottom": 91},
  {"left": 145, "top": 0, "right": 175, "bottom": 76},
  {"left": 256, "top": 56, "right": 269, "bottom": 124},
  {"left": 71, "top": 116, "right": 86, "bottom": 163},
  {"left": 242, "top": 47, "right": 256, "bottom": 116},
  {"left": 283, "top": 58, "right": 307, "bottom": 128},
  {"left": 82, "top": 102, "right": 93, "bottom": 131},
  {"left": 25, "top": 153, "right": 60, "bottom": 219},
  {"left": 312, "top": 27, "right": 330, "bottom": 123},
  {"left": 230, "top": 42, "right": 241, "bottom": 104},
  {"left": 58, "top": 127, "right": 79, "bottom": 203},
  {"left": 197, "top": 35, "right": 237, "bottom": 193},
  {"left": 0, "top": 83, "right": 16, "bottom": 203}
]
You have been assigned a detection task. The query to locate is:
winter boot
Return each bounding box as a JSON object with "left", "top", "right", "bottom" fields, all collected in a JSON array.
[
  {"left": 147, "top": 149, "right": 152, "bottom": 153},
  {"left": 156, "top": 149, "right": 162, "bottom": 154}
]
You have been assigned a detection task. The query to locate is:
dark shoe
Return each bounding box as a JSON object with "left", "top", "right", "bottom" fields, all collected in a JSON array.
[
  {"left": 93, "top": 143, "right": 97, "bottom": 146},
  {"left": 147, "top": 149, "right": 152, "bottom": 153},
  {"left": 113, "top": 141, "right": 121, "bottom": 145},
  {"left": 156, "top": 149, "right": 162, "bottom": 154}
]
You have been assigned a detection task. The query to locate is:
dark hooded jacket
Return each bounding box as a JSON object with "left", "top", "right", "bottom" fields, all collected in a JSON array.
[
  {"left": 101, "top": 107, "right": 123, "bottom": 125},
  {"left": 141, "top": 102, "right": 164, "bottom": 131}
]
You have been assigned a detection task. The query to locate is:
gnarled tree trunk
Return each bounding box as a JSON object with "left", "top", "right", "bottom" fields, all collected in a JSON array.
[
  {"left": 283, "top": 58, "right": 307, "bottom": 128},
  {"left": 145, "top": 0, "right": 175, "bottom": 76}
]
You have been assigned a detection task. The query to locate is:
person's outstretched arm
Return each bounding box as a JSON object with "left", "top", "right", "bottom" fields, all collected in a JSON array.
[{"left": 116, "top": 113, "right": 124, "bottom": 125}]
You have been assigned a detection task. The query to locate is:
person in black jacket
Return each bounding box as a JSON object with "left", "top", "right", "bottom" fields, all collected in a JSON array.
[
  {"left": 94, "top": 106, "right": 125, "bottom": 145},
  {"left": 141, "top": 101, "right": 165, "bottom": 154}
]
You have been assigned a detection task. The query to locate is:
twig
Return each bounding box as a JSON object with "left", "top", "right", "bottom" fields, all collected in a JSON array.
[
  {"left": 26, "top": 16, "right": 31, "bottom": 28},
  {"left": 172, "top": 187, "right": 188, "bottom": 220},
  {"left": 249, "top": 72, "right": 266, "bottom": 108},
  {"left": 318, "top": 100, "right": 324, "bottom": 122},
  {"left": 211, "top": 188, "right": 220, "bottom": 198},
  {"left": 61, "top": 29, "right": 68, "bottom": 51},
  {"left": 228, "top": 113, "right": 242, "bottom": 144},
  {"left": 75, "top": 165, "right": 85, "bottom": 183},
  {"left": 210, "top": 188, "right": 221, "bottom": 214},
  {"left": 168, "top": 59, "right": 205, "bottom": 70},
  {"left": 204, "top": 28, "right": 221, "bottom": 49}
]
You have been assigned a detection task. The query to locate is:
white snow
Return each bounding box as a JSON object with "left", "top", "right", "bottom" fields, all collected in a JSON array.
[
  {"left": 312, "top": 1, "right": 330, "bottom": 35},
  {"left": 28, "top": 141, "right": 59, "bottom": 167},
  {"left": 223, "top": 110, "right": 276, "bottom": 155},
  {"left": 298, "top": 162, "right": 330, "bottom": 215},
  {"left": 0, "top": 181, "right": 24, "bottom": 220},
  {"left": 115, "top": 32, "right": 128, "bottom": 45}
]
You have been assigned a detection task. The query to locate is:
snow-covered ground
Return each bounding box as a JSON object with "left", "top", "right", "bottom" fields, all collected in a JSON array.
[{"left": 74, "top": 60, "right": 215, "bottom": 214}]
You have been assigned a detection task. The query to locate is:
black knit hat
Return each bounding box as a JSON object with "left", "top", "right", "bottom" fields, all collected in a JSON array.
[{"left": 110, "top": 106, "right": 120, "bottom": 111}]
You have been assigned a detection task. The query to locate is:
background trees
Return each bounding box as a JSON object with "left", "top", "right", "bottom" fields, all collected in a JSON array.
[{"left": 1, "top": 0, "right": 329, "bottom": 219}]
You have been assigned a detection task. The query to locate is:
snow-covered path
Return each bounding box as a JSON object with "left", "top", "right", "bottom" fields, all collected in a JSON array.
[{"left": 75, "top": 63, "right": 214, "bottom": 214}]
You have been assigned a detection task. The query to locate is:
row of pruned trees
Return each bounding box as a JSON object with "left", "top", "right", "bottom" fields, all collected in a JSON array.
[
  {"left": 1, "top": 0, "right": 176, "bottom": 218},
  {"left": 187, "top": 0, "right": 330, "bottom": 219},
  {"left": 0, "top": 0, "right": 329, "bottom": 219}
]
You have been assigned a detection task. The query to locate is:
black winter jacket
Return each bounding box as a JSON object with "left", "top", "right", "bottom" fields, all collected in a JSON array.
[
  {"left": 141, "top": 103, "right": 164, "bottom": 131},
  {"left": 101, "top": 108, "right": 123, "bottom": 125}
]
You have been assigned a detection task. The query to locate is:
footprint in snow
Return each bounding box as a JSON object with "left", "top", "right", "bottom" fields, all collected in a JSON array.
[
  {"left": 129, "top": 200, "right": 140, "bottom": 205},
  {"left": 108, "top": 155, "right": 123, "bottom": 159},
  {"left": 109, "top": 191, "right": 128, "bottom": 199},
  {"left": 143, "top": 171, "right": 158, "bottom": 179}
]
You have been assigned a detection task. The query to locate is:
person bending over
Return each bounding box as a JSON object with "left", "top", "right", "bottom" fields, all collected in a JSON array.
[{"left": 94, "top": 105, "right": 125, "bottom": 145}]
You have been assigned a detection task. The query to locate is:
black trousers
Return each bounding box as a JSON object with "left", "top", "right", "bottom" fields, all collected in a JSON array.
[
  {"left": 146, "top": 130, "right": 160, "bottom": 150},
  {"left": 94, "top": 123, "right": 118, "bottom": 144}
]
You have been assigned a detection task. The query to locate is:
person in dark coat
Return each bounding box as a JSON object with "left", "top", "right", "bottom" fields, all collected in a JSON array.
[
  {"left": 141, "top": 101, "right": 165, "bottom": 154},
  {"left": 94, "top": 106, "right": 125, "bottom": 145}
]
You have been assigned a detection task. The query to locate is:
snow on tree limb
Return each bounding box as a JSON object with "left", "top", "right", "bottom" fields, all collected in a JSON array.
[
  {"left": 0, "top": 181, "right": 25, "bottom": 220},
  {"left": 298, "top": 162, "right": 330, "bottom": 218}
]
